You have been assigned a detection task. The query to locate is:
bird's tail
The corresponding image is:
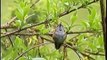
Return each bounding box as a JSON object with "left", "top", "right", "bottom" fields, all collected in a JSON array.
[{"left": 55, "top": 42, "right": 62, "bottom": 49}]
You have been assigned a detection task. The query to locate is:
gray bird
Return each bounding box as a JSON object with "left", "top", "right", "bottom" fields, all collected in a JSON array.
[{"left": 53, "top": 23, "right": 67, "bottom": 49}]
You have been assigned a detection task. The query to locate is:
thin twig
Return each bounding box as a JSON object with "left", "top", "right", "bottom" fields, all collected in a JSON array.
[
  {"left": 8, "top": 17, "right": 17, "bottom": 25},
  {"left": 74, "top": 51, "right": 82, "bottom": 60},
  {"left": 4, "top": 29, "right": 14, "bottom": 47},
  {"left": 30, "top": 0, "right": 40, "bottom": 8},
  {"left": 1, "top": 17, "right": 16, "bottom": 29},
  {"left": 67, "top": 31, "right": 94, "bottom": 34},
  {"left": 85, "top": 51, "right": 105, "bottom": 56},
  {"left": 63, "top": 46, "right": 67, "bottom": 60},
  {"left": 40, "top": 36, "right": 54, "bottom": 43},
  {"left": 80, "top": 52, "right": 95, "bottom": 60}
]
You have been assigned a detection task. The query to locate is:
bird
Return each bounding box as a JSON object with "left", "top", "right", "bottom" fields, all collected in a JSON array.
[{"left": 53, "top": 23, "right": 67, "bottom": 49}]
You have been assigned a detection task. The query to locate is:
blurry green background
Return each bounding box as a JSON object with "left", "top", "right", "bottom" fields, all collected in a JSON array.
[{"left": 1, "top": 0, "right": 16, "bottom": 24}]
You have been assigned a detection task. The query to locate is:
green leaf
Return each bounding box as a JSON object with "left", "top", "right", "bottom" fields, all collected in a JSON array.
[
  {"left": 19, "top": 57, "right": 26, "bottom": 60},
  {"left": 70, "top": 12, "right": 77, "bottom": 25},
  {"left": 17, "top": 5, "right": 24, "bottom": 17},
  {"left": 88, "top": 8, "right": 96, "bottom": 21},
  {"left": 3, "top": 48, "right": 17, "bottom": 60},
  {"left": 86, "top": 6, "right": 93, "bottom": 14},
  {"left": 15, "top": 10, "right": 23, "bottom": 20},
  {"left": 47, "top": 0, "right": 50, "bottom": 14},
  {"left": 23, "top": 5, "right": 30, "bottom": 17},
  {"left": 98, "top": 36, "right": 104, "bottom": 47},
  {"left": 77, "top": 34, "right": 91, "bottom": 52},
  {"left": 15, "top": 20, "right": 21, "bottom": 27},
  {"left": 81, "top": 21, "right": 90, "bottom": 29},
  {"left": 62, "top": 20, "right": 69, "bottom": 30},
  {"left": 14, "top": 36, "right": 27, "bottom": 50},
  {"left": 15, "top": 1, "right": 30, "bottom": 21},
  {"left": 64, "top": 2, "right": 69, "bottom": 6},
  {"left": 40, "top": 46, "right": 49, "bottom": 56},
  {"left": 41, "top": 29, "right": 49, "bottom": 34},
  {"left": 20, "top": 2, "right": 26, "bottom": 8},
  {"left": 36, "top": 25, "right": 49, "bottom": 34}
]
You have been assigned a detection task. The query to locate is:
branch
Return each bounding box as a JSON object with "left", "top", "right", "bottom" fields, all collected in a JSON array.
[
  {"left": 85, "top": 51, "right": 105, "bottom": 56},
  {"left": 40, "top": 36, "right": 54, "bottom": 43},
  {"left": 4, "top": 29, "right": 14, "bottom": 47},
  {"left": 99, "top": 0, "right": 106, "bottom": 59},
  {"left": 7, "top": 17, "right": 17, "bottom": 24},
  {"left": 14, "top": 42, "right": 50, "bottom": 60},
  {"left": 1, "top": 30, "right": 98, "bottom": 37},
  {"left": 1, "top": 20, "right": 49, "bottom": 38},
  {"left": 30, "top": 0, "right": 40, "bottom": 8},
  {"left": 80, "top": 52, "right": 95, "bottom": 60},
  {"left": 67, "top": 31, "right": 95, "bottom": 34},
  {"left": 1, "top": 17, "right": 16, "bottom": 29},
  {"left": 72, "top": 49, "right": 82, "bottom": 60},
  {"left": 63, "top": 46, "right": 68, "bottom": 60},
  {"left": 8, "top": 33, "right": 52, "bottom": 36}
]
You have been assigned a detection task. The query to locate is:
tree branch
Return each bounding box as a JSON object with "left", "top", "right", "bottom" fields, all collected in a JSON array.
[
  {"left": 30, "top": 0, "right": 40, "bottom": 8},
  {"left": 4, "top": 29, "right": 14, "bottom": 47},
  {"left": 67, "top": 31, "right": 95, "bottom": 34},
  {"left": 99, "top": 0, "right": 106, "bottom": 59},
  {"left": 85, "top": 51, "right": 105, "bottom": 56},
  {"left": 80, "top": 52, "right": 95, "bottom": 60},
  {"left": 1, "top": 17, "right": 16, "bottom": 29},
  {"left": 1, "top": 30, "right": 98, "bottom": 37},
  {"left": 1, "top": 20, "right": 49, "bottom": 38}
]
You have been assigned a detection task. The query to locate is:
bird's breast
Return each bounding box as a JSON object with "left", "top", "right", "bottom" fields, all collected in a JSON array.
[{"left": 54, "top": 32, "right": 65, "bottom": 43}]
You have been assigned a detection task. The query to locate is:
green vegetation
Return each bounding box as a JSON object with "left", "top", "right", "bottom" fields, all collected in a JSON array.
[{"left": 1, "top": 0, "right": 106, "bottom": 60}]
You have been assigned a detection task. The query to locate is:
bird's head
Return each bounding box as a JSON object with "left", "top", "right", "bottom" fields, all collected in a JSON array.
[{"left": 56, "top": 23, "right": 65, "bottom": 32}]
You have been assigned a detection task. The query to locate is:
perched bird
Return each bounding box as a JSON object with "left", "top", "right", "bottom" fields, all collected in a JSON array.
[{"left": 53, "top": 23, "right": 66, "bottom": 49}]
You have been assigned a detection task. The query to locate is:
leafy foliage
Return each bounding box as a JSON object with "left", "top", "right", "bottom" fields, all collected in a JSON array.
[{"left": 1, "top": 0, "right": 105, "bottom": 60}]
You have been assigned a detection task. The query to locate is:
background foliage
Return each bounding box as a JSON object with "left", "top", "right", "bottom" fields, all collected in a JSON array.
[{"left": 1, "top": 0, "right": 106, "bottom": 60}]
